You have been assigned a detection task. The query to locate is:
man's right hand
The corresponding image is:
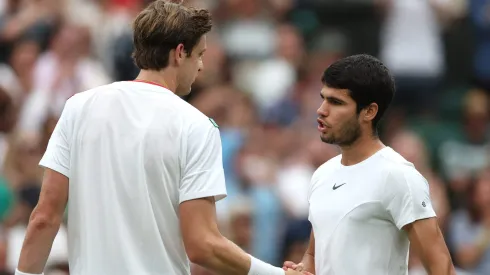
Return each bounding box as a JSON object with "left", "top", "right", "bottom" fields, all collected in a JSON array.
[
  {"left": 285, "top": 268, "right": 313, "bottom": 275},
  {"left": 283, "top": 261, "right": 303, "bottom": 271},
  {"left": 283, "top": 262, "right": 313, "bottom": 275}
]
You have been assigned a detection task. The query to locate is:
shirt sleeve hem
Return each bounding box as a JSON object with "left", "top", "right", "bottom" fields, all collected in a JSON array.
[
  {"left": 179, "top": 190, "right": 227, "bottom": 204},
  {"left": 39, "top": 160, "right": 70, "bottom": 178},
  {"left": 396, "top": 212, "right": 437, "bottom": 230}
]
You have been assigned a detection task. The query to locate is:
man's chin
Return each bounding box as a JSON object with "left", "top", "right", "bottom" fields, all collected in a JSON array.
[
  {"left": 175, "top": 87, "right": 192, "bottom": 96},
  {"left": 320, "top": 135, "right": 336, "bottom": 144}
]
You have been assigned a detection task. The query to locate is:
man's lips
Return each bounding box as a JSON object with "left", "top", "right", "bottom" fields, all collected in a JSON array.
[{"left": 317, "top": 118, "right": 329, "bottom": 132}]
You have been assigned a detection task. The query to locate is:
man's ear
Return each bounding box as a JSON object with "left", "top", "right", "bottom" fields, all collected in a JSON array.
[
  {"left": 362, "top": 103, "right": 378, "bottom": 123},
  {"left": 172, "top": 43, "right": 186, "bottom": 66}
]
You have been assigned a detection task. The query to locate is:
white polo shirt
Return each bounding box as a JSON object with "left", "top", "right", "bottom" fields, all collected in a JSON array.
[
  {"left": 308, "top": 147, "right": 436, "bottom": 275},
  {"left": 39, "top": 81, "right": 227, "bottom": 275}
]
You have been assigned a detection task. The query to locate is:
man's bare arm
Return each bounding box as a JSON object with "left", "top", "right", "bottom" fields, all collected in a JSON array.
[
  {"left": 301, "top": 230, "right": 315, "bottom": 273},
  {"left": 404, "top": 217, "right": 455, "bottom": 275},
  {"left": 180, "top": 197, "right": 301, "bottom": 275},
  {"left": 180, "top": 197, "right": 250, "bottom": 274},
  {"left": 17, "top": 169, "right": 68, "bottom": 274}
]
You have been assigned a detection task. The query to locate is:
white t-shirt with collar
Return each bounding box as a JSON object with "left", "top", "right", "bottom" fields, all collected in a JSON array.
[
  {"left": 39, "top": 81, "right": 227, "bottom": 275},
  {"left": 308, "top": 147, "right": 436, "bottom": 275}
]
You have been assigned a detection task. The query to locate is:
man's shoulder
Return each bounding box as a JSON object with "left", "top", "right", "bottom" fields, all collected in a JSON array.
[
  {"left": 60, "top": 84, "right": 111, "bottom": 119},
  {"left": 180, "top": 100, "right": 212, "bottom": 121},
  {"left": 312, "top": 154, "right": 342, "bottom": 179},
  {"left": 376, "top": 147, "right": 419, "bottom": 175},
  {"left": 175, "top": 100, "right": 219, "bottom": 133},
  {"left": 67, "top": 83, "right": 114, "bottom": 105},
  {"left": 377, "top": 149, "right": 428, "bottom": 190}
]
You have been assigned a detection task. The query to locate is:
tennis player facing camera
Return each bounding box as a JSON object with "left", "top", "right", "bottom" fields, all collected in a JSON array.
[
  {"left": 14, "top": 1, "right": 306, "bottom": 275},
  {"left": 283, "top": 55, "right": 456, "bottom": 275}
]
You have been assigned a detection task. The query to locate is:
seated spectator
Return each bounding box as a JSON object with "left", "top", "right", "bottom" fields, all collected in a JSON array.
[
  {"left": 438, "top": 89, "right": 489, "bottom": 208},
  {"left": 448, "top": 168, "right": 490, "bottom": 274}
]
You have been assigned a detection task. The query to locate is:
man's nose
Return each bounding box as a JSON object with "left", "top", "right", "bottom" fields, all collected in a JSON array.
[{"left": 317, "top": 101, "right": 328, "bottom": 117}]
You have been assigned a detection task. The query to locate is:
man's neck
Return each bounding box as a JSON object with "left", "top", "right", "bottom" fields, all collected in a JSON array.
[
  {"left": 135, "top": 70, "right": 177, "bottom": 93},
  {"left": 339, "top": 134, "right": 386, "bottom": 166}
]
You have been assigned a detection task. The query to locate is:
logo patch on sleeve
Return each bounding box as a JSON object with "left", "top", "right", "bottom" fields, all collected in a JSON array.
[{"left": 209, "top": 118, "right": 219, "bottom": 128}]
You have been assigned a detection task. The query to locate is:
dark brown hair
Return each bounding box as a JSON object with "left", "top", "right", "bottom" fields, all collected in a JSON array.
[{"left": 132, "top": 0, "right": 212, "bottom": 70}]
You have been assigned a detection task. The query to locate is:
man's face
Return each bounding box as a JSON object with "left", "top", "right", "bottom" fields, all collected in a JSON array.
[
  {"left": 316, "top": 86, "right": 361, "bottom": 147},
  {"left": 175, "top": 36, "right": 207, "bottom": 96}
]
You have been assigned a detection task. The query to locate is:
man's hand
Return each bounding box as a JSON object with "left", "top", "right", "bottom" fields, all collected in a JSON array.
[
  {"left": 283, "top": 263, "right": 313, "bottom": 275},
  {"left": 285, "top": 268, "right": 314, "bottom": 275},
  {"left": 283, "top": 261, "right": 303, "bottom": 271}
]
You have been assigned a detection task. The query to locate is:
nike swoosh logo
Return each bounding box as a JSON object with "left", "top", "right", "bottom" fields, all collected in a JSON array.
[{"left": 333, "top": 183, "right": 346, "bottom": 190}]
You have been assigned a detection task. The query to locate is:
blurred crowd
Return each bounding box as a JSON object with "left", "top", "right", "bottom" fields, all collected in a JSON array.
[{"left": 0, "top": 0, "right": 489, "bottom": 274}]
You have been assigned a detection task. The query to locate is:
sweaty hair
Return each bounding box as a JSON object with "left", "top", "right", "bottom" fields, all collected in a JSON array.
[
  {"left": 321, "top": 54, "right": 395, "bottom": 134},
  {"left": 132, "top": 0, "right": 212, "bottom": 70}
]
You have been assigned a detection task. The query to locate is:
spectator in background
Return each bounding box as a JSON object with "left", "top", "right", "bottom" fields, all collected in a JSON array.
[
  {"left": 0, "top": 38, "right": 40, "bottom": 107},
  {"left": 469, "top": 0, "right": 490, "bottom": 92},
  {"left": 17, "top": 22, "right": 110, "bottom": 135},
  {"left": 224, "top": 197, "right": 254, "bottom": 253},
  {"left": 0, "top": 87, "right": 16, "bottom": 169},
  {"left": 376, "top": 0, "right": 460, "bottom": 116},
  {"left": 449, "top": 168, "right": 490, "bottom": 274},
  {"left": 2, "top": 131, "right": 42, "bottom": 189},
  {"left": 275, "top": 132, "right": 339, "bottom": 221},
  {"left": 235, "top": 23, "right": 303, "bottom": 115},
  {"left": 438, "top": 89, "right": 490, "bottom": 207},
  {"left": 0, "top": 0, "right": 61, "bottom": 63},
  {"left": 65, "top": 0, "right": 145, "bottom": 79},
  {"left": 0, "top": 177, "right": 13, "bottom": 228},
  {"left": 275, "top": 150, "right": 314, "bottom": 220},
  {"left": 3, "top": 185, "right": 68, "bottom": 273},
  {"left": 0, "top": 86, "right": 15, "bottom": 231},
  {"left": 220, "top": 0, "right": 277, "bottom": 60},
  {"left": 233, "top": 129, "right": 284, "bottom": 265}
]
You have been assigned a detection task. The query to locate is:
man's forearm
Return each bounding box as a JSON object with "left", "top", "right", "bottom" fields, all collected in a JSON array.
[
  {"left": 199, "top": 236, "right": 250, "bottom": 274},
  {"left": 301, "top": 251, "right": 315, "bottom": 273},
  {"left": 197, "top": 236, "right": 283, "bottom": 275},
  {"left": 427, "top": 258, "right": 456, "bottom": 275},
  {"left": 17, "top": 211, "right": 62, "bottom": 274},
  {"left": 423, "top": 248, "right": 456, "bottom": 275}
]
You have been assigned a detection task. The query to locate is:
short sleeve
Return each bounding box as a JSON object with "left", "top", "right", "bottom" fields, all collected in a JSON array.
[
  {"left": 39, "top": 98, "right": 74, "bottom": 178},
  {"left": 383, "top": 166, "right": 436, "bottom": 230},
  {"left": 179, "top": 119, "right": 227, "bottom": 204}
]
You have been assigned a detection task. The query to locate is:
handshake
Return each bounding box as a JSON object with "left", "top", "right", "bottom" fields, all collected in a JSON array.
[{"left": 282, "top": 261, "right": 314, "bottom": 275}]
